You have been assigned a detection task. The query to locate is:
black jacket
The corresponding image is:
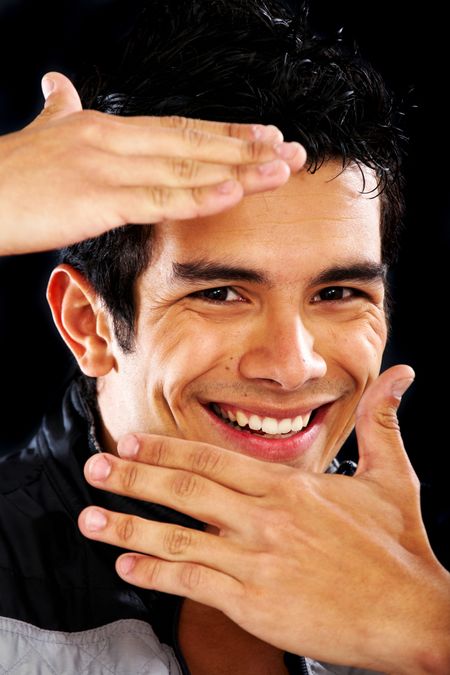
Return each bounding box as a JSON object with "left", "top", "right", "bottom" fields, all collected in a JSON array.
[{"left": 0, "top": 378, "right": 379, "bottom": 675}]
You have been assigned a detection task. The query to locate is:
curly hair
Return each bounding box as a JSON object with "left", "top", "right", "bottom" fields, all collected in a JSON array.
[{"left": 61, "top": 0, "right": 406, "bottom": 352}]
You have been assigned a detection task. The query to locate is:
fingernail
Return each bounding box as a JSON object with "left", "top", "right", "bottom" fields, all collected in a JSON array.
[
  {"left": 216, "top": 180, "right": 237, "bottom": 194},
  {"left": 41, "top": 77, "right": 55, "bottom": 100},
  {"left": 118, "top": 434, "right": 140, "bottom": 458},
  {"left": 251, "top": 125, "right": 264, "bottom": 140},
  {"left": 118, "top": 555, "right": 136, "bottom": 576},
  {"left": 85, "top": 508, "right": 108, "bottom": 531},
  {"left": 265, "top": 125, "right": 284, "bottom": 142},
  {"left": 252, "top": 124, "right": 284, "bottom": 142},
  {"left": 88, "top": 455, "right": 111, "bottom": 481},
  {"left": 391, "top": 377, "right": 415, "bottom": 399},
  {"left": 274, "top": 142, "right": 300, "bottom": 160}
]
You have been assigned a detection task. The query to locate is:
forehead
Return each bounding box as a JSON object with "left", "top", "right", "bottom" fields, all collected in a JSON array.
[{"left": 150, "top": 160, "right": 381, "bottom": 279}]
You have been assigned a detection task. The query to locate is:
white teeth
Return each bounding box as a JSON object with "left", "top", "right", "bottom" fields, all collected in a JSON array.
[
  {"left": 248, "top": 414, "right": 262, "bottom": 431},
  {"left": 213, "top": 404, "right": 314, "bottom": 436},
  {"left": 278, "top": 418, "right": 292, "bottom": 434},
  {"left": 261, "top": 417, "right": 278, "bottom": 434},
  {"left": 292, "top": 415, "right": 304, "bottom": 432},
  {"left": 236, "top": 411, "right": 249, "bottom": 427}
]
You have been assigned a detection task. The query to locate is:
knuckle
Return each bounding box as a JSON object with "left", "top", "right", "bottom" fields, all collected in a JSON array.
[
  {"left": 170, "top": 471, "right": 201, "bottom": 499},
  {"left": 179, "top": 563, "right": 202, "bottom": 590},
  {"left": 172, "top": 157, "right": 198, "bottom": 181},
  {"left": 121, "top": 463, "right": 139, "bottom": 492},
  {"left": 243, "top": 139, "right": 263, "bottom": 162},
  {"left": 148, "top": 439, "right": 168, "bottom": 467},
  {"left": 184, "top": 127, "right": 207, "bottom": 149},
  {"left": 190, "top": 186, "right": 207, "bottom": 208},
  {"left": 266, "top": 467, "right": 309, "bottom": 506},
  {"left": 73, "top": 110, "right": 104, "bottom": 141},
  {"left": 147, "top": 186, "right": 172, "bottom": 209},
  {"left": 164, "top": 115, "right": 189, "bottom": 130},
  {"left": 164, "top": 527, "right": 192, "bottom": 556},
  {"left": 372, "top": 405, "right": 400, "bottom": 432},
  {"left": 116, "top": 515, "right": 135, "bottom": 543},
  {"left": 144, "top": 558, "right": 163, "bottom": 586},
  {"left": 190, "top": 445, "right": 224, "bottom": 476},
  {"left": 284, "top": 469, "right": 310, "bottom": 495},
  {"left": 226, "top": 121, "right": 241, "bottom": 137},
  {"left": 249, "top": 504, "right": 294, "bottom": 543},
  {"left": 263, "top": 506, "right": 293, "bottom": 534}
]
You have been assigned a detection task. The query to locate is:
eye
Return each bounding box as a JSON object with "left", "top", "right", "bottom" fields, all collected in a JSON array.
[
  {"left": 189, "top": 286, "right": 243, "bottom": 303},
  {"left": 311, "top": 286, "right": 362, "bottom": 303}
]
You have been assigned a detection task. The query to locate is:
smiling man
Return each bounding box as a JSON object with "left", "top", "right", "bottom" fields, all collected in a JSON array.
[
  {"left": 65, "top": 162, "right": 386, "bottom": 473},
  {"left": 0, "top": 1, "right": 449, "bottom": 674}
]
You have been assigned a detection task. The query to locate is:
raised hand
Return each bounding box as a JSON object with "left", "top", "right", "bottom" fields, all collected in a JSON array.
[
  {"left": 0, "top": 72, "right": 305, "bottom": 255},
  {"left": 78, "top": 365, "right": 450, "bottom": 674}
]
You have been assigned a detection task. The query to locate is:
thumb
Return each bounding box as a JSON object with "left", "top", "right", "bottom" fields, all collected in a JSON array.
[
  {"left": 354, "top": 364, "right": 415, "bottom": 479},
  {"left": 31, "top": 71, "right": 82, "bottom": 126}
]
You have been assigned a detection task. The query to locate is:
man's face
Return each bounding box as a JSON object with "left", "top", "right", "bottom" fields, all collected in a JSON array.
[{"left": 98, "top": 160, "right": 387, "bottom": 472}]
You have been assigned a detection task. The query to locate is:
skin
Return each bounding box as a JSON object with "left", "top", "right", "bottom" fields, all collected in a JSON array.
[
  {"left": 48, "top": 161, "right": 450, "bottom": 674},
  {"left": 94, "top": 161, "right": 386, "bottom": 473},
  {"left": 0, "top": 72, "right": 304, "bottom": 255},
  {"left": 2, "top": 70, "right": 448, "bottom": 675}
]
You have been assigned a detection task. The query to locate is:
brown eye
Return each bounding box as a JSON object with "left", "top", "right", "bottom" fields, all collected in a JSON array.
[
  {"left": 191, "top": 287, "right": 242, "bottom": 303},
  {"left": 312, "top": 287, "right": 355, "bottom": 303}
]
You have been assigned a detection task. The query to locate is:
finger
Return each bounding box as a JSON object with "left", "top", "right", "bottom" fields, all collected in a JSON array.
[
  {"left": 97, "top": 153, "right": 291, "bottom": 194},
  {"left": 354, "top": 364, "right": 416, "bottom": 481},
  {"left": 120, "top": 115, "right": 284, "bottom": 143},
  {"left": 78, "top": 507, "right": 248, "bottom": 577},
  {"left": 30, "top": 71, "right": 82, "bottom": 127},
  {"left": 83, "top": 453, "right": 253, "bottom": 529},
  {"left": 115, "top": 553, "right": 243, "bottom": 609},
  {"left": 116, "top": 433, "right": 282, "bottom": 496},
  {"left": 112, "top": 180, "right": 245, "bottom": 223},
  {"left": 80, "top": 114, "right": 306, "bottom": 170}
]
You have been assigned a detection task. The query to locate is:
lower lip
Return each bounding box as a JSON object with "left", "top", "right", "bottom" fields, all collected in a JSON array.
[{"left": 203, "top": 403, "right": 331, "bottom": 462}]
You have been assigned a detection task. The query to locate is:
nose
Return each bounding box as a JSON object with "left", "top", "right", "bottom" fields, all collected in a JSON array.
[{"left": 238, "top": 309, "right": 327, "bottom": 391}]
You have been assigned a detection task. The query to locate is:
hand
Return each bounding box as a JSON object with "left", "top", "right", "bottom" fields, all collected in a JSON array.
[
  {"left": 0, "top": 72, "right": 305, "bottom": 255},
  {"left": 78, "top": 365, "right": 450, "bottom": 675}
]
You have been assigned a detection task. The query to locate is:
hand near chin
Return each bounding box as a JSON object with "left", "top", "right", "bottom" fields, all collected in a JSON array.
[
  {"left": 78, "top": 364, "right": 450, "bottom": 675},
  {"left": 0, "top": 72, "right": 305, "bottom": 256}
]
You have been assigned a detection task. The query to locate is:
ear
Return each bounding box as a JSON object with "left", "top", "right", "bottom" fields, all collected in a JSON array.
[{"left": 47, "top": 264, "right": 116, "bottom": 377}]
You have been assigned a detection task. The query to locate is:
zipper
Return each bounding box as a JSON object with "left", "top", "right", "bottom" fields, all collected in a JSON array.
[
  {"left": 285, "top": 651, "right": 310, "bottom": 674},
  {"left": 300, "top": 655, "right": 309, "bottom": 674}
]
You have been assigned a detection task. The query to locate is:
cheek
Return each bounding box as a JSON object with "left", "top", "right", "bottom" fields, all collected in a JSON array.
[
  {"left": 319, "top": 313, "right": 387, "bottom": 383},
  {"left": 148, "top": 312, "right": 237, "bottom": 400}
]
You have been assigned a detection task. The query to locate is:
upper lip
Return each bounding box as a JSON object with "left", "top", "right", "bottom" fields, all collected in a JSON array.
[{"left": 206, "top": 399, "right": 335, "bottom": 420}]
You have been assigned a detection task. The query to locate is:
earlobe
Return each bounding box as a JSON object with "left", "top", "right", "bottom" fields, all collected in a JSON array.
[{"left": 47, "top": 264, "right": 116, "bottom": 377}]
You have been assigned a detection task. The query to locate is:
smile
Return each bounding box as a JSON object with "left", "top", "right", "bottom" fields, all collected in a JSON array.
[
  {"left": 209, "top": 403, "right": 315, "bottom": 439},
  {"left": 202, "top": 399, "right": 331, "bottom": 462}
]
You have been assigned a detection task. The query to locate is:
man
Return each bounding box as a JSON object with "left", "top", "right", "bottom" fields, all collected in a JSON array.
[{"left": 0, "top": 1, "right": 449, "bottom": 674}]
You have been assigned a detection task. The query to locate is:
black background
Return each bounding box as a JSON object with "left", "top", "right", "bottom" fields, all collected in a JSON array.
[{"left": 0, "top": 1, "right": 448, "bottom": 568}]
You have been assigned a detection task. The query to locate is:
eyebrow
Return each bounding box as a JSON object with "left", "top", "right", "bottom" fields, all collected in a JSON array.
[
  {"left": 308, "top": 262, "right": 387, "bottom": 287},
  {"left": 171, "top": 260, "right": 268, "bottom": 285},
  {"left": 170, "top": 259, "right": 387, "bottom": 287}
]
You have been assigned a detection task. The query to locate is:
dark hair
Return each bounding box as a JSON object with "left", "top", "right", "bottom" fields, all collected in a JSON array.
[{"left": 61, "top": 0, "right": 406, "bottom": 352}]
